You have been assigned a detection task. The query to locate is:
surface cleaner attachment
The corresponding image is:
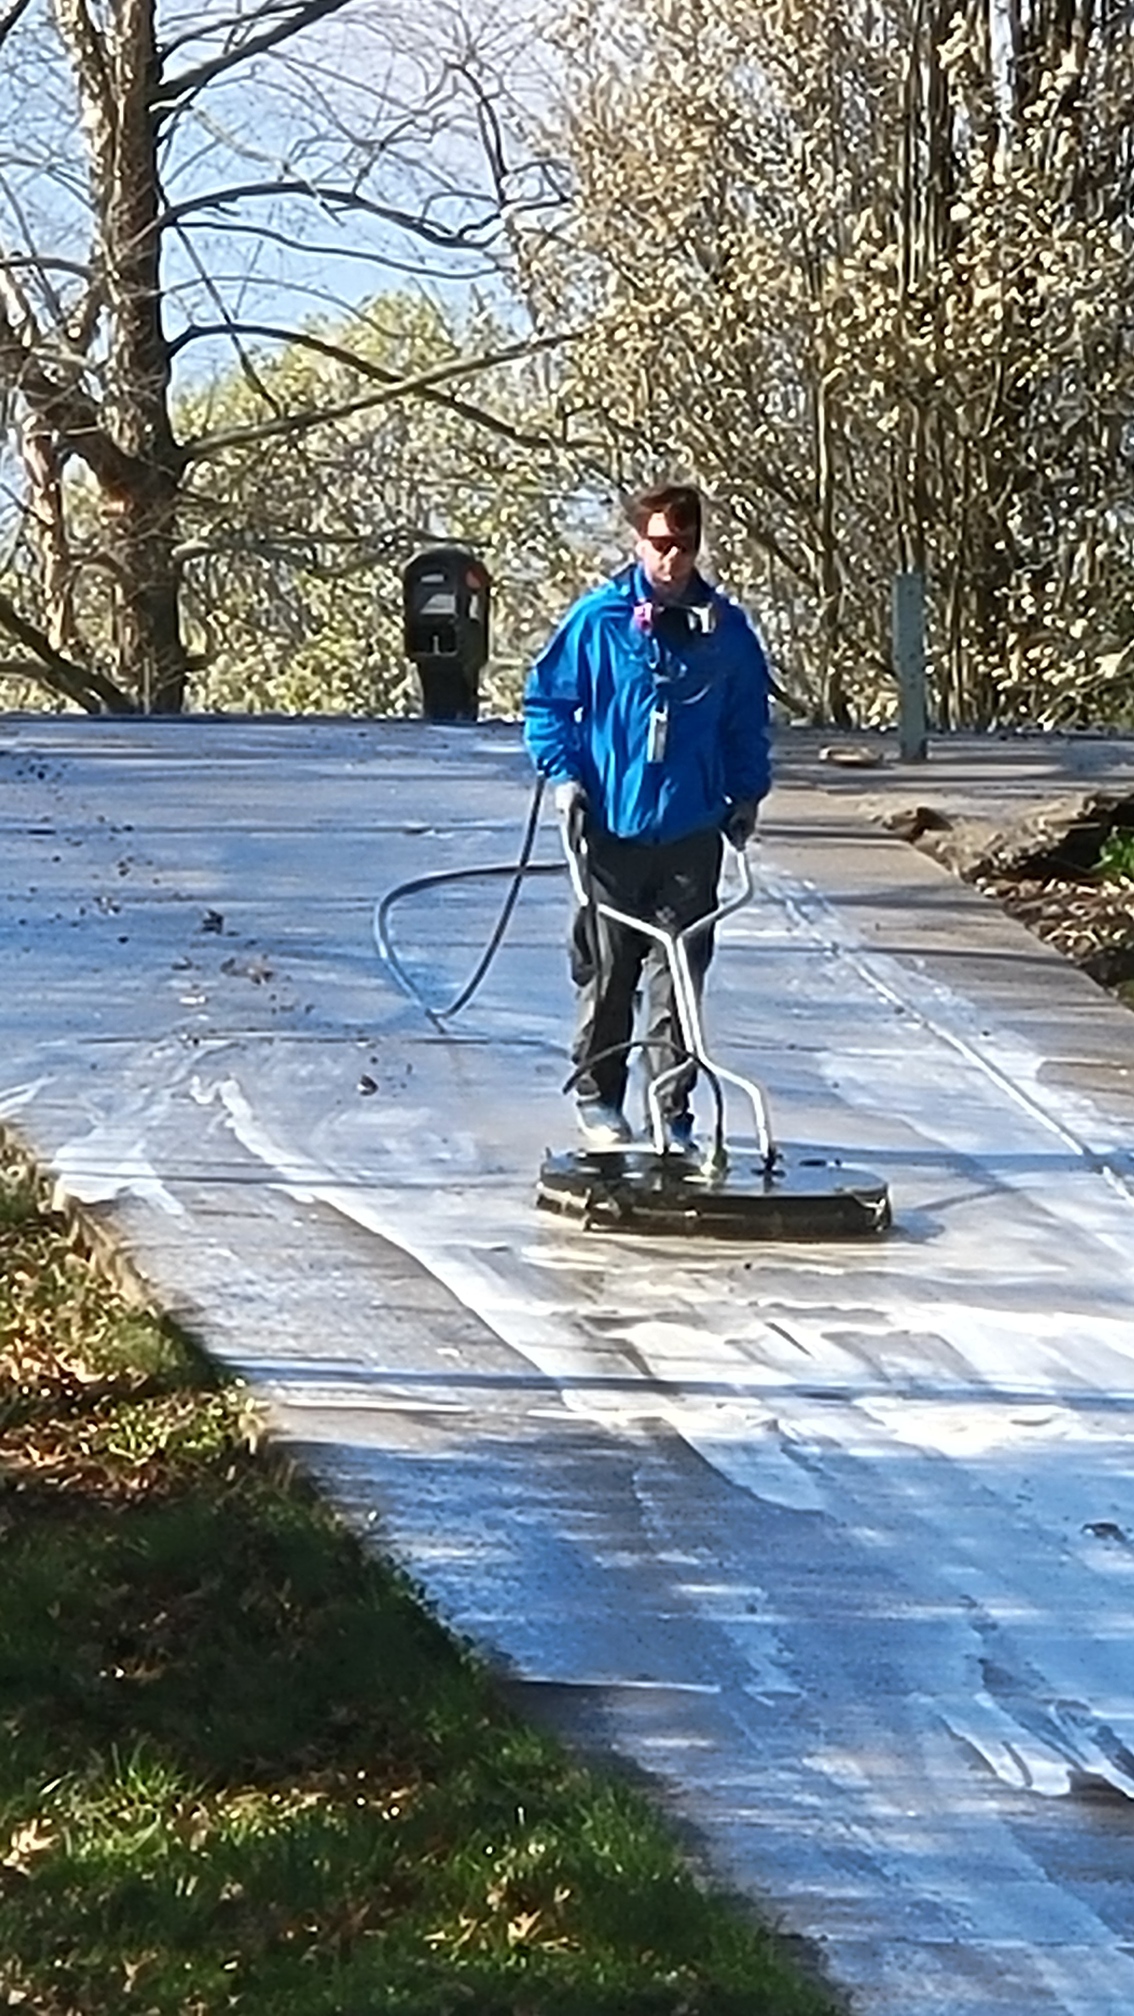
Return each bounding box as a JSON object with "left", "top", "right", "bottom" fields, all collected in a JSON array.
[{"left": 536, "top": 839, "right": 892, "bottom": 1241}]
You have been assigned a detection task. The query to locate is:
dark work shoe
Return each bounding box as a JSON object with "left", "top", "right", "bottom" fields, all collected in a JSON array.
[{"left": 577, "top": 1101, "right": 632, "bottom": 1150}]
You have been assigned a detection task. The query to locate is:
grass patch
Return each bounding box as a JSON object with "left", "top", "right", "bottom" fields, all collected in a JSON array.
[
  {"left": 0, "top": 1154, "right": 836, "bottom": 2016},
  {"left": 1097, "top": 827, "right": 1134, "bottom": 881}
]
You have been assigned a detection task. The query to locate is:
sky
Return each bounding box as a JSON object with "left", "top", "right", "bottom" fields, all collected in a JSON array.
[
  {"left": 1, "top": 0, "right": 560, "bottom": 375},
  {"left": 0, "top": 0, "right": 567, "bottom": 565}
]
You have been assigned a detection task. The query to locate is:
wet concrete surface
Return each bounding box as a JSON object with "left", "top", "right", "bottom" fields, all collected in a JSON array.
[{"left": 5, "top": 717, "right": 1134, "bottom": 2013}]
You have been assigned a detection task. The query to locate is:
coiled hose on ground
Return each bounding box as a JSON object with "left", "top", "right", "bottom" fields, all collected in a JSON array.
[{"left": 373, "top": 772, "right": 562, "bottom": 1029}]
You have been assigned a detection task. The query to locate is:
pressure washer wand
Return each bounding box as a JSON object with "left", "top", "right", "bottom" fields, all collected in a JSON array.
[{"left": 560, "top": 817, "right": 776, "bottom": 1170}]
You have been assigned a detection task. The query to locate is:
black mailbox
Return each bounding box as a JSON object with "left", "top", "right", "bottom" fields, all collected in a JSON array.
[{"left": 402, "top": 546, "right": 491, "bottom": 722}]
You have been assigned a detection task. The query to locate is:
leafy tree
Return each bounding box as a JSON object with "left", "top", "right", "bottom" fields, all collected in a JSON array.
[
  {"left": 526, "top": 0, "right": 1134, "bottom": 727},
  {"left": 175, "top": 292, "right": 606, "bottom": 714},
  {"left": 0, "top": 0, "right": 559, "bottom": 712}
]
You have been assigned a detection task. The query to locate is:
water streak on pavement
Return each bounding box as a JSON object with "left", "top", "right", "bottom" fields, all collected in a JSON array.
[{"left": 5, "top": 717, "right": 1134, "bottom": 2013}]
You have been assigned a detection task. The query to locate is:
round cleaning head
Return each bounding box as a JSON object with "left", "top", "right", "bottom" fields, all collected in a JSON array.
[{"left": 536, "top": 1147, "right": 892, "bottom": 1240}]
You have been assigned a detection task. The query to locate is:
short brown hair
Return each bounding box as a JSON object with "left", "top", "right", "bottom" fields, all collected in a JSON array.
[{"left": 625, "top": 482, "right": 703, "bottom": 549}]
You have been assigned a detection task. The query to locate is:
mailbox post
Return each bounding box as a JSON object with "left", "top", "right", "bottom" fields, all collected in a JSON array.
[{"left": 402, "top": 547, "right": 491, "bottom": 722}]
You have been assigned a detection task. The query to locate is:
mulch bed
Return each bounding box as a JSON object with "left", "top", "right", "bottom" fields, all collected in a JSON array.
[{"left": 878, "top": 790, "right": 1134, "bottom": 999}]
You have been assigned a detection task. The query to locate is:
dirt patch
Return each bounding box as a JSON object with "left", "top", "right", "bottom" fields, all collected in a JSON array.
[{"left": 876, "top": 790, "right": 1134, "bottom": 999}]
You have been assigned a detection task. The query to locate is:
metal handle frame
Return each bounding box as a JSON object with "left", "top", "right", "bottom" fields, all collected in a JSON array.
[{"left": 563, "top": 820, "right": 774, "bottom": 1168}]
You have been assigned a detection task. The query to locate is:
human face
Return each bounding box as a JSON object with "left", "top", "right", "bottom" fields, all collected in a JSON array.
[{"left": 636, "top": 510, "right": 699, "bottom": 598}]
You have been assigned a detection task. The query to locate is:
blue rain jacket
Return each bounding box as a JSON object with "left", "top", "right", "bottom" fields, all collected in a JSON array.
[{"left": 523, "top": 564, "right": 771, "bottom": 843}]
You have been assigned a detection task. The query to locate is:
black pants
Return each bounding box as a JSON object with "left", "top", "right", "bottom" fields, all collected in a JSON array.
[{"left": 570, "top": 823, "right": 723, "bottom": 1119}]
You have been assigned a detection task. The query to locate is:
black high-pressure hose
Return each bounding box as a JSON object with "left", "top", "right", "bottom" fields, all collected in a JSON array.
[
  {"left": 373, "top": 772, "right": 561, "bottom": 1027},
  {"left": 374, "top": 782, "right": 731, "bottom": 1163}
]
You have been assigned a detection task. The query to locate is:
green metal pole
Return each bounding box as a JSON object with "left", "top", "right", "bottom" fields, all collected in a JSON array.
[{"left": 892, "top": 570, "right": 928, "bottom": 762}]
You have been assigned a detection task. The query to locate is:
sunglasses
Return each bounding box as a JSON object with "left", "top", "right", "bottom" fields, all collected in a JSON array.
[{"left": 644, "top": 532, "right": 697, "bottom": 555}]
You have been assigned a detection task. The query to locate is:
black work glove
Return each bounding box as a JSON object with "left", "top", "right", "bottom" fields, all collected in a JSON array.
[{"left": 724, "top": 798, "right": 759, "bottom": 849}]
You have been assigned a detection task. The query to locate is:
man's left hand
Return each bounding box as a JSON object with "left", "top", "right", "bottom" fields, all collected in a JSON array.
[{"left": 724, "top": 799, "right": 759, "bottom": 849}]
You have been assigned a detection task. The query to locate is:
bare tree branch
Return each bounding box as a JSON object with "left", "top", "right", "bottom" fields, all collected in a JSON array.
[
  {"left": 170, "top": 318, "right": 565, "bottom": 447},
  {"left": 158, "top": 0, "right": 288, "bottom": 63},
  {"left": 0, "top": 302, "right": 160, "bottom": 492},
  {"left": 155, "top": 0, "right": 355, "bottom": 110},
  {"left": 0, "top": 0, "right": 33, "bottom": 53},
  {"left": 182, "top": 327, "right": 572, "bottom": 459},
  {"left": 4, "top": 0, "right": 572, "bottom": 714},
  {"left": 0, "top": 590, "right": 136, "bottom": 712},
  {"left": 166, "top": 219, "right": 285, "bottom": 416},
  {"left": 160, "top": 180, "right": 502, "bottom": 251},
  {"left": 0, "top": 654, "right": 92, "bottom": 706},
  {"left": 1, "top": 254, "right": 96, "bottom": 283},
  {"left": 54, "top": 0, "right": 115, "bottom": 159},
  {"left": 161, "top": 216, "right": 500, "bottom": 285}
]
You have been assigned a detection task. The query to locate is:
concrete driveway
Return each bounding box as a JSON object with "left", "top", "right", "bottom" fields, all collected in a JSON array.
[{"left": 5, "top": 715, "right": 1134, "bottom": 2015}]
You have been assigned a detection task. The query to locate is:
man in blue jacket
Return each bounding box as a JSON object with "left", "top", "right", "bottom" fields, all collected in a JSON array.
[{"left": 524, "top": 481, "right": 772, "bottom": 1151}]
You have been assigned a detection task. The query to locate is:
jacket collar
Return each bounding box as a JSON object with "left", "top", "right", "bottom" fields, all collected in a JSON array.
[{"left": 628, "top": 560, "right": 713, "bottom": 610}]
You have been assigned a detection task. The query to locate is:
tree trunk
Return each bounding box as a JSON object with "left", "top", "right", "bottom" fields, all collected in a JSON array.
[
  {"left": 102, "top": 0, "right": 187, "bottom": 712},
  {"left": 106, "top": 466, "right": 186, "bottom": 713},
  {"left": 815, "top": 359, "right": 850, "bottom": 725},
  {"left": 21, "top": 415, "right": 78, "bottom": 656}
]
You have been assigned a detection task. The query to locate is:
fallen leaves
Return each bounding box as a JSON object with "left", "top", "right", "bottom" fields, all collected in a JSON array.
[
  {"left": 2, "top": 1818, "right": 57, "bottom": 1877},
  {"left": 973, "top": 869, "right": 1134, "bottom": 987}
]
